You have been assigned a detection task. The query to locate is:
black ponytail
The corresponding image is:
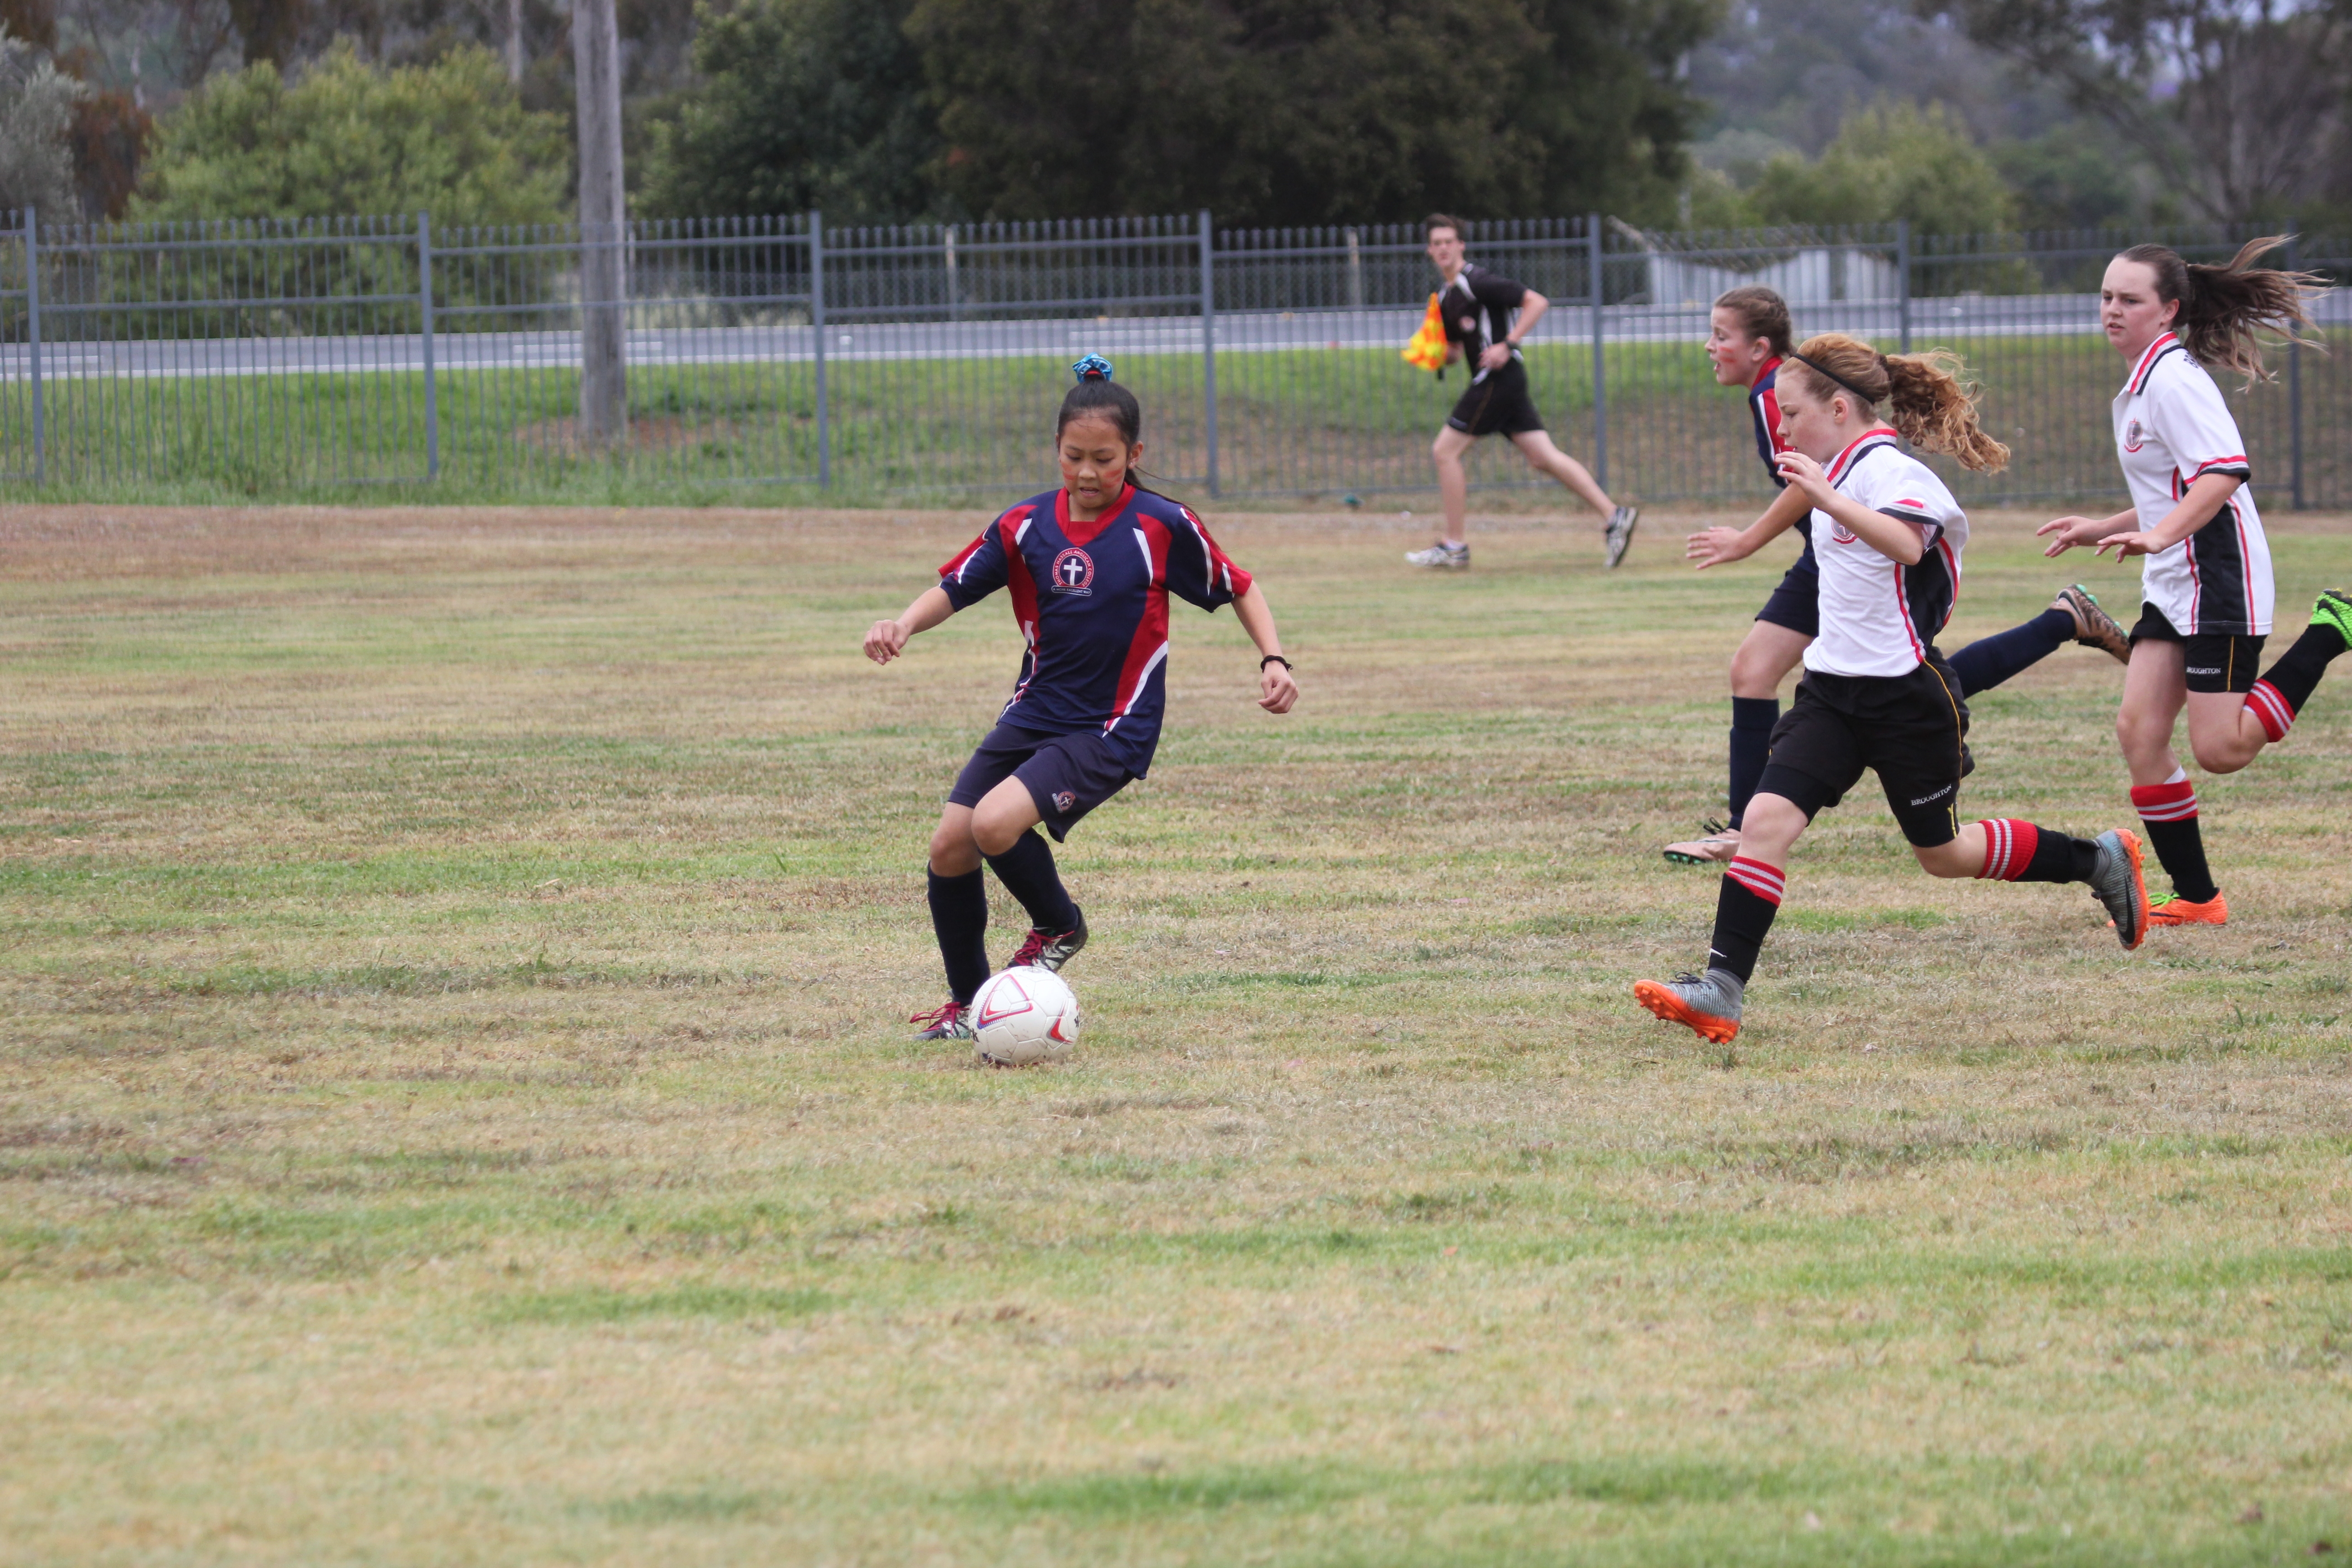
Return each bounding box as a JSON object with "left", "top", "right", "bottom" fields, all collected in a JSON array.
[{"left": 1058, "top": 354, "right": 1142, "bottom": 446}]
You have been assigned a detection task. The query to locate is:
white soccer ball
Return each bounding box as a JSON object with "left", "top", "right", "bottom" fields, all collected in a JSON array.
[{"left": 970, "top": 966, "right": 1081, "bottom": 1066}]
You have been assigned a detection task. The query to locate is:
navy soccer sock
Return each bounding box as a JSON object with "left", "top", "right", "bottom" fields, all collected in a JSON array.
[
  {"left": 985, "top": 829, "right": 1079, "bottom": 934},
  {"left": 1726, "top": 697, "right": 1779, "bottom": 828},
  {"left": 927, "top": 867, "right": 991, "bottom": 1006},
  {"left": 1947, "top": 608, "right": 2073, "bottom": 698},
  {"left": 1708, "top": 857, "right": 1784, "bottom": 983}
]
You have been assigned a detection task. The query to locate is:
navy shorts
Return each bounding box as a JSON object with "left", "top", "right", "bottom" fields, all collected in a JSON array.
[
  {"left": 1754, "top": 546, "right": 1820, "bottom": 637},
  {"left": 2129, "top": 604, "right": 2264, "bottom": 694},
  {"left": 948, "top": 723, "right": 1134, "bottom": 843}
]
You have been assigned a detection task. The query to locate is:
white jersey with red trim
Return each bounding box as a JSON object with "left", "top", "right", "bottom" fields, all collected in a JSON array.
[
  {"left": 2114, "top": 331, "right": 2270, "bottom": 635},
  {"left": 1803, "top": 428, "right": 1968, "bottom": 680}
]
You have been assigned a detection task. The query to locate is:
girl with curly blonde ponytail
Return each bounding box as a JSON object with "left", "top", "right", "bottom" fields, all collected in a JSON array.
[{"left": 1637, "top": 333, "right": 2153, "bottom": 1048}]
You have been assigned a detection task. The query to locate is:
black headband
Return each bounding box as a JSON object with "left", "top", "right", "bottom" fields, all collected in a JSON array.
[{"left": 1791, "top": 349, "right": 1879, "bottom": 406}]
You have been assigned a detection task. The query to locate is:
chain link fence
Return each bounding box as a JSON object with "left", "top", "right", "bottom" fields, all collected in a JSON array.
[{"left": 0, "top": 209, "right": 2342, "bottom": 507}]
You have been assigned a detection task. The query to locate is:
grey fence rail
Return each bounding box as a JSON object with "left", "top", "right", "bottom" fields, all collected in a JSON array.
[{"left": 0, "top": 209, "right": 2344, "bottom": 507}]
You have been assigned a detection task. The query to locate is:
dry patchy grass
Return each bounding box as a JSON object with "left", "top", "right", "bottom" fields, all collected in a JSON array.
[{"left": 2, "top": 501, "right": 2351, "bottom": 1566}]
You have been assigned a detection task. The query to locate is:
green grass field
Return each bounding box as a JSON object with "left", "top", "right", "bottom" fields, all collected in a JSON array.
[
  {"left": 4, "top": 329, "right": 2347, "bottom": 509},
  {"left": 4, "top": 502, "right": 2351, "bottom": 1565}
]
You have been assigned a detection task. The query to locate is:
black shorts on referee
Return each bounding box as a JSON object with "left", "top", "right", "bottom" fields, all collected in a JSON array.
[
  {"left": 1754, "top": 654, "right": 1973, "bottom": 848},
  {"left": 1445, "top": 359, "right": 1545, "bottom": 439}
]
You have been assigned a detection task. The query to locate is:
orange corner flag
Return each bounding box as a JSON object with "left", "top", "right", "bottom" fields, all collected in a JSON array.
[{"left": 1401, "top": 293, "right": 1447, "bottom": 372}]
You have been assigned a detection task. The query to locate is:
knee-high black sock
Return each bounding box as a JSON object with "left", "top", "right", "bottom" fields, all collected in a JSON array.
[
  {"left": 927, "top": 868, "right": 990, "bottom": 1005},
  {"left": 2126, "top": 776, "right": 2216, "bottom": 902},
  {"left": 1947, "top": 608, "right": 2073, "bottom": 698},
  {"left": 1972, "top": 819, "right": 2102, "bottom": 884},
  {"left": 985, "top": 830, "right": 1078, "bottom": 933},
  {"left": 2246, "top": 622, "right": 2351, "bottom": 740},
  {"left": 1708, "top": 857, "right": 1784, "bottom": 983},
  {"left": 1727, "top": 698, "right": 1779, "bottom": 828}
]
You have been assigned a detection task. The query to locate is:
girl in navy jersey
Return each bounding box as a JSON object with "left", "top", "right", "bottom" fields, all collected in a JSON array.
[
  {"left": 865, "top": 358, "right": 1300, "bottom": 1043},
  {"left": 1638, "top": 333, "right": 2149, "bottom": 1045},
  {"left": 2038, "top": 239, "right": 2350, "bottom": 928},
  {"left": 1666, "top": 288, "right": 2134, "bottom": 866}
]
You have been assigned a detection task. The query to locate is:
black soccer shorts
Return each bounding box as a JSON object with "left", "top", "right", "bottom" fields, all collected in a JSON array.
[
  {"left": 2129, "top": 604, "right": 2264, "bottom": 694},
  {"left": 1754, "top": 658, "right": 1972, "bottom": 848},
  {"left": 1446, "top": 359, "right": 1546, "bottom": 439}
]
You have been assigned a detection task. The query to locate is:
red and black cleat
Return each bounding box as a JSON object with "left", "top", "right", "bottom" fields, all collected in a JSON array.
[
  {"left": 909, "top": 1001, "right": 975, "bottom": 1042},
  {"left": 1007, "top": 906, "right": 1088, "bottom": 972}
]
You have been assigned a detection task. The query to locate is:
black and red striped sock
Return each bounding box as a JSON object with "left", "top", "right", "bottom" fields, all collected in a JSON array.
[
  {"left": 2128, "top": 774, "right": 2216, "bottom": 902},
  {"left": 2247, "top": 622, "right": 2349, "bottom": 741},
  {"left": 1707, "top": 856, "right": 1783, "bottom": 984},
  {"left": 1973, "top": 819, "right": 2100, "bottom": 884}
]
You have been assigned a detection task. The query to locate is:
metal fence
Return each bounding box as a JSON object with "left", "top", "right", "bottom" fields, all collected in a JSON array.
[{"left": 0, "top": 209, "right": 2345, "bottom": 507}]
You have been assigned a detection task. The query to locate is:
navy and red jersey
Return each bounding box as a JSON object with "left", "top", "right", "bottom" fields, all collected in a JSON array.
[
  {"left": 1748, "top": 357, "right": 1789, "bottom": 487},
  {"left": 937, "top": 483, "right": 1253, "bottom": 775}
]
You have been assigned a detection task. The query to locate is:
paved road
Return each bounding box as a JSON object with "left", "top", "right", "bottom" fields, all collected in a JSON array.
[{"left": 2, "top": 295, "right": 2345, "bottom": 379}]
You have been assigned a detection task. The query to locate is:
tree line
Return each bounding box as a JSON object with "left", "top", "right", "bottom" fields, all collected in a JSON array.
[{"left": 0, "top": 0, "right": 2344, "bottom": 233}]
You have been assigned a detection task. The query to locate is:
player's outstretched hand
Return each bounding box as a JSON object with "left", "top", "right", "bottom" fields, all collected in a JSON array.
[
  {"left": 2093, "top": 528, "right": 2157, "bottom": 560},
  {"left": 1259, "top": 661, "right": 1299, "bottom": 715},
  {"left": 1773, "top": 449, "right": 1832, "bottom": 505},
  {"left": 2037, "top": 515, "right": 2112, "bottom": 558},
  {"left": 864, "top": 619, "right": 910, "bottom": 665},
  {"left": 1686, "top": 525, "right": 1749, "bottom": 570}
]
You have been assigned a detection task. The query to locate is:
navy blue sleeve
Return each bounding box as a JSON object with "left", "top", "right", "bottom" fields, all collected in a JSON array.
[{"left": 938, "top": 514, "right": 1014, "bottom": 610}]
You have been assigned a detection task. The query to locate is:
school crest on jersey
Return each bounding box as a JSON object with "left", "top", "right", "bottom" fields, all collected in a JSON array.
[
  {"left": 1050, "top": 547, "right": 1095, "bottom": 596},
  {"left": 1052, "top": 790, "right": 1077, "bottom": 813},
  {"left": 1831, "top": 524, "right": 1860, "bottom": 544},
  {"left": 2123, "top": 418, "right": 2147, "bottom": 453}
]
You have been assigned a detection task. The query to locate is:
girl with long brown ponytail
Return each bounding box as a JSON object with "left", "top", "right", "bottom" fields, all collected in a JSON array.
[
  {"left": 1639, "top": 333, "right": 2149, "bottom": 1045},
  {"left": 2039, "top": 239, "right": 2352, "bottom": 929}
]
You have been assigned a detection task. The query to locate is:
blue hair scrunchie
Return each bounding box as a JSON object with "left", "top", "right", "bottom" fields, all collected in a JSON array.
[{"left": 1071, "top": 353, "right": 1115, "bottom": 382}]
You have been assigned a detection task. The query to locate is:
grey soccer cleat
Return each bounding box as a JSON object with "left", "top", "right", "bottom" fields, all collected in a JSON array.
[
  {"left": 1007, "top": 906, "right": 1088, "bottom": 972},
  {"left": 1632, "top": 968, "right": 1745, "bottom": 1044},
  {"left": 1603, "top": 505, "right": 1640, "bottom": 569},
  {"left": 1405, "top": 542, "right": 1470, "bottom": 571},
  {"left": 910, "top": 1001, "right": 975, "bottom": 1042},
  {"left": 2089, "top": 828, "right": 2150, "bottom": 951}
]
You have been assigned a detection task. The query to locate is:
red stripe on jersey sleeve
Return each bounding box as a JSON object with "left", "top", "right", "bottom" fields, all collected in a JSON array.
[{"left": 1185, "top": 508, "right": 1253, "bottom": 599}]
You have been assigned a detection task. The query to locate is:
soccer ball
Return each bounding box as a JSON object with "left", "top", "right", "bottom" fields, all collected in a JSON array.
[{"left": 970, "top": 966, "right": 1080, "bottom": 1066}]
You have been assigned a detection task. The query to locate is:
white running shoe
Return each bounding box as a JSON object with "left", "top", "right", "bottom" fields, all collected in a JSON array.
[
  {"left": 1405, "top": 542, "right": 1470, "bottom": 570},
  {"left": 1603, "top": 505, "right": 1640, "bottom": 569}
]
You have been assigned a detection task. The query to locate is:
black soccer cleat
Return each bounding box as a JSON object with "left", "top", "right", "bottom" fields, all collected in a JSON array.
[
  {"left": 910, "top": 1001, "right": 975, "bottom": 1042},
  {"left": 1007, "top": 906, "right": 1088, "bottom": 973}
]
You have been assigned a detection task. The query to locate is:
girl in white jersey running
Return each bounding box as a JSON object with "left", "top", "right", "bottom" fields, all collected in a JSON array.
[
  {"left": 2038, "top": 240, "right": 2352, "bottom": 929},
  {"left": 1637, "top": 334, "right": 2151, "bottom": 1045}
]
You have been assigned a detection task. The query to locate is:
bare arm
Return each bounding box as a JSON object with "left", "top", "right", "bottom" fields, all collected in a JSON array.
[
  {"left": 1776, "top": 451, "right": 1928, "bottom": 566},
  {"left": 1231, "top": 583, "right": 1298, "bottom": 714},
  {"left": 2043, "top": 474, "right": 2241, "bottom": 561},
  {"left": 863, "top": 585, "right": 955, "bottom": 665},
  {"left": 2037, "top": 504, "right": 2146, "bottom": 558},
  {"left": 1687, "top": 483, "right": 1814, "bottom": 569}
]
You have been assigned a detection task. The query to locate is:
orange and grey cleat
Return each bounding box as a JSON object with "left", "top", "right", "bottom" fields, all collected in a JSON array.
[
  {"left": 2147, "top": 890, "right": 2228, "bottom": 927},
  {"left": 1634, "top": 971, "right": 1744, "bottom": 1044},
  {"left": 2089, "top": 828, "right": 2150, "bottom": 950}
]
